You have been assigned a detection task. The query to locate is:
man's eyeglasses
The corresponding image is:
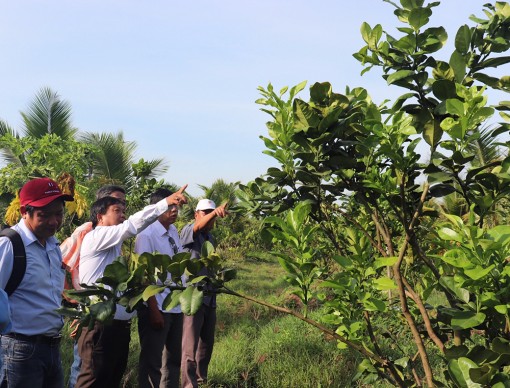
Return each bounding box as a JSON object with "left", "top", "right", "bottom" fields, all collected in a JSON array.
[{"left": 168, "top": 236, "right": 178, "bottom": 254}]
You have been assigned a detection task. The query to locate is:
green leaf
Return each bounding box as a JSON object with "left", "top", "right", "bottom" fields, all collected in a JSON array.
[
  {"left": 445, "top": 99, "right": 465, "bottom": 116},
  {"left": 464, "top": 265, "right": 494, "bottom": 280},
  {"left": 277, "top": 257, "right": 298, "bottom": 276},
  {"left": 448, "top": 357, "right": 482, "bottom": 388},
  {"left": 455, "top": 25, "right": 472, "bottom": 54},
  {"left": 142, "top": 285, "right": 166, "bottom": 301},
  {"left": 438, "top": 227, "right": 464, "bottom": 242},
  {"left": 188, "top": 275, "right": 207, "bottom": 285},
  {"left": 362, "top": 297, "right": 386, "bottom": 312},
  {"left": 360, "top": 22, "right": 372, "bottom": 44},
  {"left": 479, "top": 56, "right": 510, "bottom": 69},
  {"left": 373, "top": 277, "right": 397, "bottom": 290},
  {"left": 89, "top": 300, "right": 115, "bottom": 322},
  {"left": 492, "top": 338, "right": 510, "bottom": 355},
  {"left": 293, "top": 99, "right": 320, "bottom": 132},
  {"left": 450, "top": 50, "right": 467, "bottom": 83},
  {"left": 440, "top": 276, "right": 470, "bottom": 303},
  {"left": 186, "top": 259, "right": 202, "bottom": 275},
  {"left": 310, "top": 82, "right": 332, "bottom": 103},
  {"left": 332, "top": 255, "right": 353, "bottom": 268},
  {"left": 179, "top": 286, "right": 203, "bottom": 315},
  {"left": 429, "top": 183, "right": 456, "bottom": 197},
  {"left": 201, "top": 240, "right": 215, "bottom": 258},
  {"left": 423, "top": 117, "right": 443, "bottom": 147},
  {"left": 441, "top": 249, "right": 472, "bottom": 268},
  {"left": 368, "top": 24, "right": 383, "bottom": 50},
  {"left": 445, "top": 345, "right": 470, "bottom": 360},
  {"left": 451, "top": 311, "right": 486, "bottom": 330},
  {"left": 408, "top": 7, "right": 432, "bottom": 30},
  {"left": 387, "top": 70, "right": 415, "bottom": 86},
  {"left": 432, "top": 79, "right": 458, "bottom": 101},
  {"left": 468, "top": 365, "right": 492, "bottom": 386},
  {"left": 162, "top": 290, "right": 182, "bottom": 311},
  {"left": 374, "top": 256, "right": 398, "bottom": 269},
  {"left": 102, "top": 261, "right": 130, "bottom": 284}
]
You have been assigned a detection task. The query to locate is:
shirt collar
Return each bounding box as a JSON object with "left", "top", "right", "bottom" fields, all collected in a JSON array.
[
  {"left": 153, "top": 220, "right": 171, "bottom": 237},
  {"left": 17, "top": 219, "right": 59, "bottom": 248}
]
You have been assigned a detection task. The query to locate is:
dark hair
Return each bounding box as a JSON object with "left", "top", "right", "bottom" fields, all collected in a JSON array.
[
  {"left": 24, "top": 205, "right": 36, "bottom": 216},
  {"left": 90, "top": 197, "right": 124, "bottom": 228},
  {"left": 95, "top": 185, "right": 125, "bottom": 200},
  {"left": 149, "top": 188, "right": 173, "bottom": 205}
]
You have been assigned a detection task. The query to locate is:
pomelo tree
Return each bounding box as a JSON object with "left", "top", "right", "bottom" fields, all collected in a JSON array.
[{"left": 236, "top": 1, "right": 510, "bottom": 386}]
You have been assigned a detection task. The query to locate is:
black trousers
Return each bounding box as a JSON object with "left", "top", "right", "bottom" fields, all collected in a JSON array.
[{"left": 75, "top": 320, "right": 131, "bottom": 388}]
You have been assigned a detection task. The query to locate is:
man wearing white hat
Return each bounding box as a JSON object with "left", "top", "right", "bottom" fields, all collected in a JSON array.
[{"left": 180, "top": 199, "right": 227, "bottom": 388}]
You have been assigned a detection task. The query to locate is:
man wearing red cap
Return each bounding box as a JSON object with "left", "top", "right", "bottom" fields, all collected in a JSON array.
[{"left": 0, "top": 177, "right": 73, "bottom": 388}]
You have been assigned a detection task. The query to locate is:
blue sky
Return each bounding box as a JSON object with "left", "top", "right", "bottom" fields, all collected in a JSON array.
[{"left": 0, "top": 0, "right": 505, "bottom": 196}]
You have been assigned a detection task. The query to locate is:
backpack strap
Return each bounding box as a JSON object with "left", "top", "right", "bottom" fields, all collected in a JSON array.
[{"left": 0, "top": 228, "right": 27, "bottom": 296}]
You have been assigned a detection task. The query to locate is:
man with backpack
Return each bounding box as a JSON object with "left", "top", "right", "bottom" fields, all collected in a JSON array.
[{"left": 0, "top": 177, "right": 73, "bottom": 387}]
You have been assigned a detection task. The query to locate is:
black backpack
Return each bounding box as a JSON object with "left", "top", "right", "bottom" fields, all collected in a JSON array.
[{"left": 0, "top": 228, "right": 26, "bottom": 296}]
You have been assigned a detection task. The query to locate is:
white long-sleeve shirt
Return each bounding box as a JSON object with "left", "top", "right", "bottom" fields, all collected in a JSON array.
[
  {"left": 79, "top": 199, "right": 169, "bottom": 320},
  {"left": 134, "top": 221, "right": 183, "bottom": 313}
]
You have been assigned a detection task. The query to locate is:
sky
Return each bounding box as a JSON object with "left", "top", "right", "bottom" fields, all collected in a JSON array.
[{"left": 0, "top": 0, "right": 507, "bottom": 197}]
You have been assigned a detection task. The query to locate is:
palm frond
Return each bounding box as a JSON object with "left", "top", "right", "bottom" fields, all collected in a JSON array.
[
  {"left": 142, "top": 158, "right": 168, "bottom": 178},
  {"left": 197, "top": 179, "right": 239, "bottom": 206},
  {"left": 466, "top": 125, "right": 502, "bottom": 167},
  {"left": 0, "top": 120, "right": 22, "bottom": 165},
  {"left": 81, "top": 131, "right": 136, "bottom": 188},
  {"left": 20, "top": 87, "right": 77, "bottom": 140}
]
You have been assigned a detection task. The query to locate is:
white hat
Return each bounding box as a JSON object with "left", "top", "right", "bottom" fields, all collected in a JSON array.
[{"left": 196, "top": 199, "right": 216, "bottom": 211}]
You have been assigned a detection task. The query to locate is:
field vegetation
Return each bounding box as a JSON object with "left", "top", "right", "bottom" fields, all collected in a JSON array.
[{"left": 2, "top": 1, "right": 510, "bottom": 387}]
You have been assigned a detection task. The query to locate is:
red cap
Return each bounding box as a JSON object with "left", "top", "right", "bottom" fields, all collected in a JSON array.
[{"left": 19, "top": 178, "right": 74, "bottom": 208}]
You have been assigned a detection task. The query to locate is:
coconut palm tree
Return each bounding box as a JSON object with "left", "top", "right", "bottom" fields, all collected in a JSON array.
[
  {"left": 197, "top": 179, "right": 238, "bottom": 206},
  {"left": 80, "top": 131, "right": 167, "bottom": 192},
  {"left": 20, "top": 87, "right": 78, "bottom": 140}
]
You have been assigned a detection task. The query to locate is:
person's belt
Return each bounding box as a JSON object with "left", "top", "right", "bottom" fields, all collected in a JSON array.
[{"left": 3, "top": 332, "right": 62, "bottom": 345}]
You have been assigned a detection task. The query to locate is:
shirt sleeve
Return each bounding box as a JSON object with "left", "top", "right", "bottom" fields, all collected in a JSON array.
[
  {"left": 86, "top": 199, "right": 169, "bottom": 253},
  {"left": 179, "top": 223, "right": 195, "bottom": 249},
  {"left": 0, "top": 237, "right": 14, "bottom": 290}
]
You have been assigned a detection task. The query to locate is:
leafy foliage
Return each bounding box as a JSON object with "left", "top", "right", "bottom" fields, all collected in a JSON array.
[
  {"left": 237, "top": 1, "right": 510, "bottom": 386},
  {"left": 60, "top": 241, "right": 236, "bottom": 333}
]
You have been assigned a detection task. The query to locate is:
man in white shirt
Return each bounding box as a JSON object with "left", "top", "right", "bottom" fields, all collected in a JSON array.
[
  {"left": 75, "top": 185, "right": 187, "bottom": 388},
  {"left": 135, "top": 188, "right": 183, "bottom": 388},
  {"left": 61, "top": 184, "right": 126, "bottom": 388}
]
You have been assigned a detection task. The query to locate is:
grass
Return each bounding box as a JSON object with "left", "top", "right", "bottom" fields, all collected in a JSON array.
[{"left": 61, "top": 257, "right": 360, "bottom": 387}]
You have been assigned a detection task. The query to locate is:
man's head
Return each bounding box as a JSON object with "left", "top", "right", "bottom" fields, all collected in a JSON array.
[
  {"left": 151, "top": 188, "right": 177, "bottom": 227},
  {"left": 90, "top": 197, "right": 125, "bottom": 228},
  {"left": 195, "top": 199, "right": 216, "bottom": 231},
  {"left": 96, "top": 185, "right": 126, "bottom": 204},
  {"left": 19, "top": 177, "right": 74, "bottom": 242}
]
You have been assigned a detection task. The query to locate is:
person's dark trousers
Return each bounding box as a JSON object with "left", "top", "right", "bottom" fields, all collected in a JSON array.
[
  {"left": 180, "top": 304, "right": 216, "bottom": 388},
  {"left": 75, "top": 320, "right": 131, "bottom": 388},
  {"left": 137, "top": 307, "right": 183, "bottom": 388},
  {"left": 0, "top": 334, "right": 64, "bottom": 388}
]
